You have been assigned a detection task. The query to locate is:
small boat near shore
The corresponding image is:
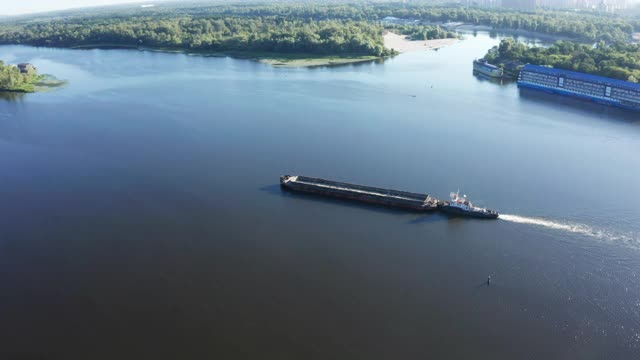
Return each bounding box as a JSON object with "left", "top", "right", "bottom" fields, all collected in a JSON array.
[
  {"left": 473, "top": 59, "right": 503, "bottom": 78},
  {"left": 438, "top": 191, "right": 499, "bottom": 219}
]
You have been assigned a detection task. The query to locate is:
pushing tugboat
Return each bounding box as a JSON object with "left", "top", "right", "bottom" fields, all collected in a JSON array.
[
  {"left": 280, "top": 175, "right": 499, "bottom": 219},
  {"left": 438, "top": 191, "right": 499, "bottom": 219}
]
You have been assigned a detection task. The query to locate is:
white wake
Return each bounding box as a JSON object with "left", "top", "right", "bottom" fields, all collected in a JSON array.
[{"left": 499, "top": 214, "right": 635, "bottom": 243}]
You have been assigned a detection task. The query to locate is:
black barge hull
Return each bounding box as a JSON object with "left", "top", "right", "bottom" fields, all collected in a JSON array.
[
  {"left": 438, "top": 204, "right": 499, "bottom": 219},
  {"left": 280, "top": 175, "right": 438, "bottom": 212}
]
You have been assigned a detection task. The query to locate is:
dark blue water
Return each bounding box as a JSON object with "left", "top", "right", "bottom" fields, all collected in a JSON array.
[{"left": 1, "top": 32, "right": 639, "bottom": 359}]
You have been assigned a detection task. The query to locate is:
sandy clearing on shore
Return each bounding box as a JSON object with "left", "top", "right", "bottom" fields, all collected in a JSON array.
[{"left": 383, "top": 32, "right": 458, "bottom": 53}]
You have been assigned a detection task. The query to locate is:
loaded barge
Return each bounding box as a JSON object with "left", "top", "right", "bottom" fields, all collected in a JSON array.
[
  {"left": 280, "top": 175, "right": 499, "bottom": 218},
  {"left": 280, "top": 175, "right": 439, "bottom": 212}
]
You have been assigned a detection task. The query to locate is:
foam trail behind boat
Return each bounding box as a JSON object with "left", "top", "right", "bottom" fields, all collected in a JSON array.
[{"left": 499, "top": 214, "right": 635, "bottom": 244}]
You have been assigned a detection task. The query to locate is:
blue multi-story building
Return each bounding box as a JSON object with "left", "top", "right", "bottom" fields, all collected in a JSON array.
[{"left": 517, "top": 64, "right": 640, "bottom": 111}]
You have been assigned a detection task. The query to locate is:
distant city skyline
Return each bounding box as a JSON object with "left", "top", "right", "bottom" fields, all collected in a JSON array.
[{"left": 0, "top": 0, "right": 155, "bottom": 16}]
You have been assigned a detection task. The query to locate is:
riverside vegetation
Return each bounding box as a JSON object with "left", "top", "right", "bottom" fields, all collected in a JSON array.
[
  {"left": 0, "top": 2, "right": 639, "bottom": 65},
  {"left": 383, "top": 24, "right": 460, "bottom": 41},
  {"left": 0, "top": 61, "right": 66, "bottom": 93},
  {"left": 484, "top": 38, "right": 640, "bottom": 82},
  {"left": 0, "top": 17, "right": 393, "bottom": 58},
  {"left": 0, "top": 5, "right": 395, "bottom": 64},
  {"left": 0, "top": 61, "right": 42, "bottom": 92}
]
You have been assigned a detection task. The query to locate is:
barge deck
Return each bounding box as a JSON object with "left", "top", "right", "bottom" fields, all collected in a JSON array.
[{"left": 280, "top": 175, "right": 439, "bottom": 211}]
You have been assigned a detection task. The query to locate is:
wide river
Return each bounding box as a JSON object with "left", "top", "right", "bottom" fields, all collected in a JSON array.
[{"left": 1, "top": 32, "right": 639, "bottom": 359}]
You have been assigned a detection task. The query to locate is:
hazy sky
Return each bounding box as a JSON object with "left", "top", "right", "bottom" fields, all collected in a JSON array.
[{"left": 1, "top": 0, "right": 149, "bottom": 16}]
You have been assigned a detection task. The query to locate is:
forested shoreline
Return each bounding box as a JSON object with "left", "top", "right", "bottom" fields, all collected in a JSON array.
[
  {"left": 484, "top": 38, "right": 640, "bottom": 82},
  {"left": 0, "top": 16, "right": 393, "bottom": 57},
  {"left": 187, "top": 3, "right": 637, "bottom": 42},
  {"left": 0, "top": 2, "right": 639, "bottom": 59},
  {"left": 1, "top": 1, "right": 640, "bottom": 74}
]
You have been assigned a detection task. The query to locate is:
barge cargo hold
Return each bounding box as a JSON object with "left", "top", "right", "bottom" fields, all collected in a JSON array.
[
  {"left": 280, "top": 175, "right": 439, "bottom": 211},
  {"left": 517, "top": 64, "right": 640, "bottom": 111}
]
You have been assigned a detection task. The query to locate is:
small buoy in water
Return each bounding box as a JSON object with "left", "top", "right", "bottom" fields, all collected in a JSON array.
[{"left": 487, "top": 276, "right": 491, "bottom": 286}]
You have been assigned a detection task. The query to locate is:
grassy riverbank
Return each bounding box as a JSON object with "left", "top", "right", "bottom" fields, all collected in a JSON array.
[
  {"left": 257, "top": 55, "right": 380, "bottom": 67},
  {"left": 67, "top": 44, "right": 383, "bottom": 67},
  {"left": 0, "top": 75, "right": 67, "bottom": 93},
  {"left": 190, "top": 50, "right": 381, "bottom": 67}
]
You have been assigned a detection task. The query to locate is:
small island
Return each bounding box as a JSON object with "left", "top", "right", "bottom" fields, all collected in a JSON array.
[
  {"left": 0, "top": 61, "right": 41, "bottom": 92},
  {"left": 0, "top": 61, "right": 66, "bottom": 93}
]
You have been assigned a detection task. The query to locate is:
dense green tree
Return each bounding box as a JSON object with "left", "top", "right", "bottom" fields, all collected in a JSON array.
[
  {"left": 0, "top": 14, "right": 392, "bottom": 56},
  {"left": 485, "top": 39, "right": 640, "bottom": 81},
  {"left": 0, "top": 2, "right": 637, "bottom": 58},
  {"left": 203, "top": 3, "right": 636, "bottom": 42},
  {"left": 0, "top": 61, "right": 40, "bottom": 91}
]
